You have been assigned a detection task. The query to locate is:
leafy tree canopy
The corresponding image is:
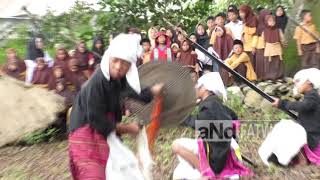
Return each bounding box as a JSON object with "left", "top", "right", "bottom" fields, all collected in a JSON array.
[{"left": 23, "top": 0, "right": 295, "bottom": 47}]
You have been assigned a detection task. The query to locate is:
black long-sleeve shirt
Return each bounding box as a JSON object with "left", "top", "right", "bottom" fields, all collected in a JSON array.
[
  {"left": 279, "top": 90, "right": 320, "bottom": 133},
  {"left": 69, "top": 67, "right": 153, "bottom": 139}
]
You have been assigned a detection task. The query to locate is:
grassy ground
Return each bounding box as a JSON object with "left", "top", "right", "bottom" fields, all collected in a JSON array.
[
  {"left": 1, "top": 127, "right": 320, "bottom": 180},
  {"left": 1, "top": 93, "right": 319, "bottom": 180}
]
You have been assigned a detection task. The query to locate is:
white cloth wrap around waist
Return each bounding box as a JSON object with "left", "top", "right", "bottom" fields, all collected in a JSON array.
[{"left": 258, "top": 120, "right": 307, "bottom": 166}]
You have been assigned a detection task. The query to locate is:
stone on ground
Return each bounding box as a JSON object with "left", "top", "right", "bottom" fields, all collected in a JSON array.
[
  {"left": 0, "top": 75, "right": 65, "bottom": 147},
  {"left": 244, "top": 90, "right": 263, "bottom": 108}
]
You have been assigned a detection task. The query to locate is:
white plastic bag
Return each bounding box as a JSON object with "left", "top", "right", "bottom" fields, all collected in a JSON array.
[
  {"left": 136, "top": 127, "right": 153, "bottom": 180},
  {"left": 106, "top": 132, "right": 145, "bottom": 180}
]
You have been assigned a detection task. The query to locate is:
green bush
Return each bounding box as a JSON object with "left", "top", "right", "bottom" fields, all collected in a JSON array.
[
  {"left": 23, "top": 128, "right": 60, "bottom": 145},
  {"left": 283, "top": 40, "right": 300, "bottom": 76},
  {"left": 0, "top": 38, "right": 56, "bottom": 65},
  {"left": 0, "top": 39, "right": 27, "bottom": 64}
]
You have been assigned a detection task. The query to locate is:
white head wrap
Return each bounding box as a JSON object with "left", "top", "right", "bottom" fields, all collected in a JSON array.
[
  {"left": 101, "top": 33, "right": 142, "bottom": 94},
  {"left": 196, "top": 72, "right": 227, "bottom": 101},
  {"left": 293, "top": 68, "right": 320, "bottom": 95}
]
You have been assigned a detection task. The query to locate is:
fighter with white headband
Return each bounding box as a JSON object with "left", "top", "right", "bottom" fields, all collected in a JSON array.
[
  {"left": 259, "top": 68, "right": 320, "bottom": 166},
  {"left": 173, "top": 72, "right": 252, "bottom": 179},
  {"left": 68, "top": 33, "right": 163, "bottom": 180}
]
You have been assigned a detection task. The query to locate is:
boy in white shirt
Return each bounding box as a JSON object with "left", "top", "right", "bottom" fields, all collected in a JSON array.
[{"left": 225, "top": 9, "right": 244, "bottom": 40}]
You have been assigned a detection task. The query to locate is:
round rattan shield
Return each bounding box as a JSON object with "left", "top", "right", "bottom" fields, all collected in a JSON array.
[{"left": 127, "top": 62, "right": 197, "bottom": 128}]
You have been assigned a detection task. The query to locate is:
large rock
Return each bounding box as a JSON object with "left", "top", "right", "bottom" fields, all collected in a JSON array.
[
  {"left": 278, "top": 85, "right": 290, "bottom": 94},
  {"left": 242, "top": 86, "right": 251, "bottom": 95},
  {"left": 264, "top": 85, "right": 276, "bottom": 96},
  {"left": 257, "top": 82, "right": 273, "bottom": 90},
  {"left": 227, "top": 86, "right": 244, "bottom": 101},
  {"left": 0, "top": 76, "right": 65, "bottom": 147},
  {"left": 264, "top": 83, "right": 282, "bottom": 96},
  {"left": 259, "top": 99, "right": 273, "bottom": 112},
  {"left": 284, "top": 77, "right": 294, "bottom": 85},
  {"left": 244, "top": 90, "right": 263, "bottom": 108},
  {"left": 240, "top": 78, "right": 304, "bottom": 109},
  {"left": 276, "top": 79, "right": 285, "bottom": 83}
]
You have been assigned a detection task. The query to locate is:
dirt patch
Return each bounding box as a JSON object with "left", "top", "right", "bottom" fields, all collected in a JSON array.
[{"left": 0, "top": 140, "right": 70, "bottom": 180}]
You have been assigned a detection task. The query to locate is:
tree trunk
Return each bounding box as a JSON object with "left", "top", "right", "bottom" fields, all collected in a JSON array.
[{"left": 285, "top": 0, "right": 305, "bottom": 40}]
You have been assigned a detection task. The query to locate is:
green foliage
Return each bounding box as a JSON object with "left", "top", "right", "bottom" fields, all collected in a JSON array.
[
  {"left": 8, "top": 0, "right": 295, "bottom": 47},
  {"left": 17, "top": 0, "right": 295, "bottom": 50},
  {"left": 23, "top": 128, "right": 60, "bottom": 145},
  {"left": 0, "top": 39, "right": 27, "bottom": 64},
  {"left": 282, "top": 0, "right": 320, "bottom": 76},
  {"left": 311, "top": 1, "right": 320, "bottom": 28},
  {"left": 28, "top": 1, "right": 97, "bottom": 49},
  {"left": 225, "top": 92, "right": 249, "bottom": 119},
  {"left": 225, "top": 0, "right": 293, "bottom": 9},
  {"left": 283, "top": 39, "right": 300, "bottom": 76},
  {"left": 0, "top": 38, "right": 55, "bottom": 64},
  {"left": 98, "top": 0, "right": 293, "bottom": 34}
]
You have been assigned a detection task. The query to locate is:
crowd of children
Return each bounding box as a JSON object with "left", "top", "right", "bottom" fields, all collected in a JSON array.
[
  {"left": 0, "top": 35, "right": 107, "bottom": 107},
  {"left": 136, "top": 5, "right": 319, "bottom": 85},
  {"left": 2, "top": 5, "right": 318, "bottom": 95}
]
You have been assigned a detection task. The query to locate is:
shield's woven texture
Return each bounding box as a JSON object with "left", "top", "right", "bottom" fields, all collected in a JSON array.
[
  {"left": 0, "top": 75, "right": 65, "bottom": 147},
  {"left": 127, "top": 62, "right": 196, "bottom": 127}
]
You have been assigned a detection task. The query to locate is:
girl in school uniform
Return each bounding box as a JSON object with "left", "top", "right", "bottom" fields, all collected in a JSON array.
[
  {"left": 239, "top": 5, "right": 258, "bottom": 70},
  {"left": 262, "top": 15, "right": 286, "bottom": 80}
]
